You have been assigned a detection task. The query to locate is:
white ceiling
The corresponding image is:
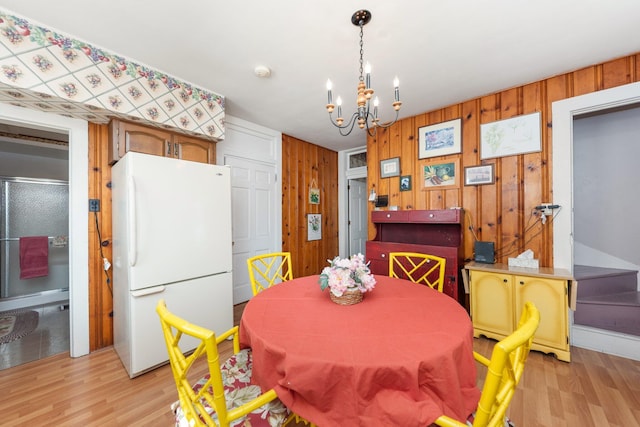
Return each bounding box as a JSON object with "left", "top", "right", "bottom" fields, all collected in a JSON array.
[{"left": 2, "top": 1, "right": 640, "bottom": 152}]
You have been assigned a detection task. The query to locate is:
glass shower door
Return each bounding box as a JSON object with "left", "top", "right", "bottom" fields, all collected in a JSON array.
[{"left": 1, "top": 178, "right": 69, "bottom": 299}]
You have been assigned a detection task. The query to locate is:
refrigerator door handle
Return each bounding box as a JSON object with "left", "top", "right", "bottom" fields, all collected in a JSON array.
[
  {"left": 131, "top": 286, "right": 166, "bottom": 298},
  {"left": 128, "top": 175, "right": 138, "bottom": 266}
]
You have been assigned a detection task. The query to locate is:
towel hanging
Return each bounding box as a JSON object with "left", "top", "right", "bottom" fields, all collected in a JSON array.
[{"left": 19, "top": 236, "right": 49, "bottom": 280}]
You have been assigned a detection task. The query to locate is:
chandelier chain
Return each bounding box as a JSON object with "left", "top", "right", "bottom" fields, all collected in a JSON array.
[{"left": 358, "top": 24, "right": 364, "bottom": 82}]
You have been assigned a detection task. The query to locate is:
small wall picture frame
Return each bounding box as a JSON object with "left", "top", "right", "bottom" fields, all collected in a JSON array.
[
  {"left": 464, "top": 164, "right": 495, "bottom": 186},
  {"left": 380, "top": 157, "right": 400, "bottom": 178},
  {"left": 307, "top": 213, "right": 322, "bottom": 241},
  {"left": 400, "top": 175, "right": 412, "bottom": 191},
  {"left": 309, "top": 188, "right": 320, "bottom": 204},
  {"left": 418, "top": 118, "right": 462, "bottom": 159},
  {"left": 423, "top": 159, "right": 459, "bottom": 189},
  {"left": 309, "top": 179, "right": 320, "bottom": 204}
]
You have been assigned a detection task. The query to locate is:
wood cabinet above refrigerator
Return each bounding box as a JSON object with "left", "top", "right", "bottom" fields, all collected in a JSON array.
[{"left": 108, "top": 119, "right": 215, "bottom": 165}]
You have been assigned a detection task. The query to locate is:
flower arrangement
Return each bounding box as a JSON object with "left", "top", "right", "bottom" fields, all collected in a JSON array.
[{"left": 319, "top": 253, "right": 376, "bottom": 297}]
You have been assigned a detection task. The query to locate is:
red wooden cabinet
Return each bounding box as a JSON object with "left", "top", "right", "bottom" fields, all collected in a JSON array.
[{"left": 366, "top": 209, "right": 464, "bottom": 304}]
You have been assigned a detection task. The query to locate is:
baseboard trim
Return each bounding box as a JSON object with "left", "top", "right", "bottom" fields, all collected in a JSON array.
[{"left": 571, "top": 324, "right": 640, "bottom": 361}]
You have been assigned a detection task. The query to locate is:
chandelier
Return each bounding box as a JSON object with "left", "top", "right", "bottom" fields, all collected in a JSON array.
[{"left": 325, "top": 10, "right": 401, "bottom": 137}]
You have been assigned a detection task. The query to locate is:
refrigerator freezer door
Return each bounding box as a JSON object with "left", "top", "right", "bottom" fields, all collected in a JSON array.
[
  {"left": 112, "top": 152, "right": 232, "bottom": 291},
  {"left": 120, "top": 272, "right": 233, "bottom": 377}
]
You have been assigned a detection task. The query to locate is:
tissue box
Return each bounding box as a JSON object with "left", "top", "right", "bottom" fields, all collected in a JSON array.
[{"left": 508, "top": 257, "right": 539, "bottom": 268}]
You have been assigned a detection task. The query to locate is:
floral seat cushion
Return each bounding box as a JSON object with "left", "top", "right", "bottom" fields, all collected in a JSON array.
[{"left": 174, "top": 349, "right": 290, "bottom": 427}]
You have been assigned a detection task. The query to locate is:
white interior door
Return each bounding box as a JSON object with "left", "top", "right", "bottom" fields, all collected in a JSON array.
[
  {"left": 225, "top": 155, "right": 277, "bottom": 303},
  {"left": 348, "top": 178, "right": 368, "bottom": 256}
]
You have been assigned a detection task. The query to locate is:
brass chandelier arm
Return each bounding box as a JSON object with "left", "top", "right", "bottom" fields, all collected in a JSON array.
[
  {"left": 328, "top": 111, "right": 361, "bottom": 137},
  {"left": 328, "top": 102, "right": 401, "bottom": 137},
  {"left": 365, "top": 109, "right": 400, "bottom": 134}
]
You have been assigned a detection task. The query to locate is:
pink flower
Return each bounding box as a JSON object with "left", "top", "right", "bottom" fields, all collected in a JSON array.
[{"left": 319, "top": 253, "right": 376, "bottom": 296}]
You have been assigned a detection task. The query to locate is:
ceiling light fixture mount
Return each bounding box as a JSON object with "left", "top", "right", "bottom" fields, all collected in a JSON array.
[
  {"left": 326, "top": 9, "right": 401, "bottom": 137},
  {"left": 254, "top": 65, "right": 271, "bottom": 78}
]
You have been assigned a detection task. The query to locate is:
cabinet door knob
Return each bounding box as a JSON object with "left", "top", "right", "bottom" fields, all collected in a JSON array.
[
  {"left": 381, "top": 253, "right": 386, "bottom": 258},
  {"left": 519, "top": 281, "right": 525, "bottom": 285},
  {"left": 503, "top": 279, "right": 508, "bottom": 283},
  {"left": 386, "top": 213, "right": 391, "bottom": 218}
]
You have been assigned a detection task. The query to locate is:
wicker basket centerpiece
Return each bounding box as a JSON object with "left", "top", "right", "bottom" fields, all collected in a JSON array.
[
  {"left": 319, "top": 254, "right": 376, "bottom": 306},
  {"left": 329, "top": 288, "right": 364, "bottom": 305}
]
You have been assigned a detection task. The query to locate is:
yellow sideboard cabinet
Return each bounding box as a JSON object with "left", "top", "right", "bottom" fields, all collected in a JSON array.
[{"left": 465, "top": 262, "right": 574, "bottom": 362}]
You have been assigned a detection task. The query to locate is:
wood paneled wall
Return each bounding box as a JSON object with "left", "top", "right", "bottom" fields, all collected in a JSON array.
[
  {"left": 282, "top": 134, "right": 339, "bottom": 278},
  {"left": 367, "top": 53, "right": 640, "bottom": 267},
  {"left": 87, "top": 122, "right": 114, "bottom": 350}
]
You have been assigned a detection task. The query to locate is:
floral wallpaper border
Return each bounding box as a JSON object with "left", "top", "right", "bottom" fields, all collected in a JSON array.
[{"left": 0, "top": 10, "right": 225, "bottom": 140}]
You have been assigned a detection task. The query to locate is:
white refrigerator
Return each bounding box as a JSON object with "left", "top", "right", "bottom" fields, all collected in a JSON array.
[{"left": 111, "top": 152, "right": 233, "bottom": 378}]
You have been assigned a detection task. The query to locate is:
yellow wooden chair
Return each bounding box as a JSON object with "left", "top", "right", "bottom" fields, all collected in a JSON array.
[
  {"left": 247, "top": 252, "right": 293, "bottom": 296},
  {"left": 156, "top": 300, "right": 291, "bottom": 427},
  {"left": 434, "top": 302, "right": 540, "bottom": 427},
  {"left": 388, "top": 251, "right": 446, "bottom": 292}
]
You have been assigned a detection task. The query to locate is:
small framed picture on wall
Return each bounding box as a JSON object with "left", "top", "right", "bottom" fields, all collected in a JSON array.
[
  {"left": 464, "top": 164, "right": 495, "bottom": 185},
  {"left": 307, "top": 213, "right": 322, "bottom": 241},
  {"left": 418, "top": 118, "right": 462, "bottom": 159},
  {"left": 380, "top": 157, "right": 400, "bottom": 178},
  {"left": 400, "top": 175, "right": 412, "bottom": 191},
  {"left": 422, "top": 159, "right": 460, "bottom": 189}
]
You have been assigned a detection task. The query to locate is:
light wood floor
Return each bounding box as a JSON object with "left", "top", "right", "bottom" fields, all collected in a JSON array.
[{"left": 1, "top": 304, "right": 639, "bottom": 426}]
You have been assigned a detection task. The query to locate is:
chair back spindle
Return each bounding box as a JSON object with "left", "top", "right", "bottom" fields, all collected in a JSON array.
[
  {"left": 388, "top": 251, "right": 446, "bottom": 292},
  {"left": 247, "top": 252, "right": 293, "bottom": 295}
]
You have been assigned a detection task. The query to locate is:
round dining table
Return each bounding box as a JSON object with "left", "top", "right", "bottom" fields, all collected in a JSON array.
[{"left": 239, "top": 275, "right": 480, "bottom": 426}]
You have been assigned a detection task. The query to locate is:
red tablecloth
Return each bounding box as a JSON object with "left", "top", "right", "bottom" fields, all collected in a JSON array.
[{"left": 239, "top": 275, "right": 480, "bottom": 426}]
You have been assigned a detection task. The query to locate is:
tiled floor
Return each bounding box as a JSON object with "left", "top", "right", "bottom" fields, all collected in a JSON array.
[{"left": 0, "top": 303, "right": 69, "bottom": 370}]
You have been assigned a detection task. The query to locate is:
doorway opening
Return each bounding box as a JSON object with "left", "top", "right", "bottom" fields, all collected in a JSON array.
[
  {"left": 0, "top": 124, "right": 70, "bottom": 368},
  {"left": 0, "top": 104, "right": 90, "bottom": 361},
  {"left": 552, "top": 81, "right": 640, "bottom": 360},
  {"left": 348, "top": 178, "right": 367, "bottom": 256},
  {"left": 339, "top": 147, "right": 368, "bottom": 258}
]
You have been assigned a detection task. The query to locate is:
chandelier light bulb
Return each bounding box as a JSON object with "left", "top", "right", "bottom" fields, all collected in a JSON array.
[
  {"left": 365, "top": 62, "right": 372, "bottom": 90},
  {"left": 326, "top": 79, "right": 332, "bottom": 91},
  {"left": 373, "top": 97, "right": 379, "bottom": 120},
  {"left": 393, "top": 76, "right": 401, "bottom": 106}
]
